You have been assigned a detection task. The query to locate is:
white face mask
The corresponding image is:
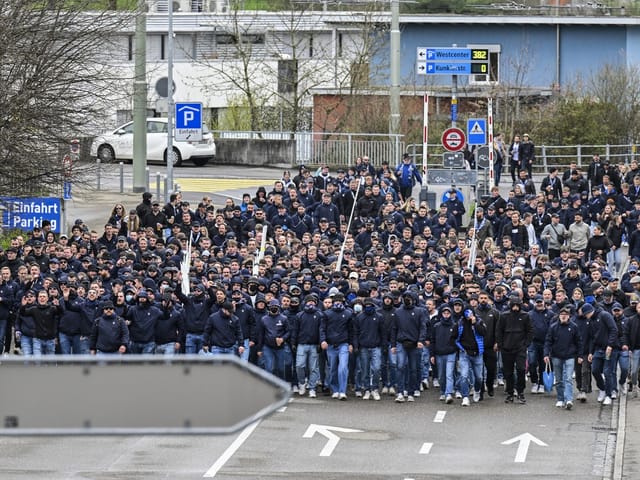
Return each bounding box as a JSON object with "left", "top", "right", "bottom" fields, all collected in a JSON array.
[{"left": 353, "top": 304, "right": 363, "bottom": 313}]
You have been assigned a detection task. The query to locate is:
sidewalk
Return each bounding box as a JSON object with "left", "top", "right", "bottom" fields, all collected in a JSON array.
[{"left": 619, "top": 393, "right": 640, "bottom": 479}]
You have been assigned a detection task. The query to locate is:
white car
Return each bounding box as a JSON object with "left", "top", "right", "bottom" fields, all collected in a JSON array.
[{"left": 90, "top": 118, "right": 216, "bottom": 167}]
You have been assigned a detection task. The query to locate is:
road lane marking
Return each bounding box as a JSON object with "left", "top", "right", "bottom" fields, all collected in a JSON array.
[
  {"left": 303, "top": 424, "right": 364, "bottom": 457},
  {"left": 203, "top": 420, "right": 261, "bottom": 477},
  {"left": 419, "top": 442, "right": 433, "bottom": 454},
  {"left": 501, "top": 432, "right": 548, "bottom": 463},
  {"left": 433, "top": 411, "right": 446, "bottom": 423}
]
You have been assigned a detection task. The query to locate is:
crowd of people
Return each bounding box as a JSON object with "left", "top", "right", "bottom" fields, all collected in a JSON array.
[{"left": 1, "top": 151, "right": 640, "bottom": 411}]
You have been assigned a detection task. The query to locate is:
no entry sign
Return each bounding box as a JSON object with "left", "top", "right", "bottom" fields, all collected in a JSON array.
[{"left": 441, "top": 127, "right": 466, "bottom": 152}]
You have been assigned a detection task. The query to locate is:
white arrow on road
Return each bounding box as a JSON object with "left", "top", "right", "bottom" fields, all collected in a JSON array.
[
  {"left": 501, "top": 433, "right": 548, "bottom": 463},
  {"left": 303, "top": 424, "right": 363, "bottom": 457}
]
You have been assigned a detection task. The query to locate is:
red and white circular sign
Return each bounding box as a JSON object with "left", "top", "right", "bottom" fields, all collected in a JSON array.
[{"left": 441, "top": 127, "right": 466, "bottom": 152}]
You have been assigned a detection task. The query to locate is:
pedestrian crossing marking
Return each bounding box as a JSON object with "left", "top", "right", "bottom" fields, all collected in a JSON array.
[
  {"left": 433, "top": 410, "right": 446, "bottom": 423},
  {"left": 149, "top": 178, "right": 276, "bottom": 193},
  {"left": 419, "top": 442, "right": 433, "bottom": 454},
  {"left": 470, "top": 121, "right": 484, "bottom": 134}
]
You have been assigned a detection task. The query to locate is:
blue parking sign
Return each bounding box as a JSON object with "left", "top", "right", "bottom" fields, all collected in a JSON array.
[
  {"left": 467, "top": 118, "right": 487, "bottom": 145},
  {"left": 175, "top": 102, "right": 203, "bottom": 141}
]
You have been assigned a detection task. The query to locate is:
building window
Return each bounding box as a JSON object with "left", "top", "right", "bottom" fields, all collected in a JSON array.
[
  {"left": 161, "top": 34, "right": 166, "bottom": 60},
  {"left": 128, "top": 35, "right": 133, "bottom": 61},
  {"left": 309, "top": 35, "right": 313, "bottom": 58},
  {"left": 337, "top": 32, "right": 343, "bottom": 58}
]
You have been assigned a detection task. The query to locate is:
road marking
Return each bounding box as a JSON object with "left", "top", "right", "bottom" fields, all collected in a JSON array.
[
  {"left": 303, "top": 424, "right": 364, "bottom": 457},
  {"left": 419, "top": 442, "right": 433, "bottom": 454},
  {"left": 203, "top": 420, "right": 261, "bottom": 477},
  {"left": 433, "top": 410, "right": 446, "bottom": 423},
  {"left": 501, "top": 432, "right": 548, "bottom": 463}
]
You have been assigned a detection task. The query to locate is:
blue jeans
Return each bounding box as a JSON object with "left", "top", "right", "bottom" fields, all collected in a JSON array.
[
  {"left": 458, "top": 351, "right": 484, "bottom": 397},
  {"left": 421, "top": 346, "right": 431, "bottom": 381},
  {"left": 358, "top": 347, "right": 382, "bottom": 393},
  {"left": 552, "top": 357, "right": 575, "bottom": 402},
  {"left": 262, "top": 345, "right": 292, "bottom": 381},
  {"left": 382, "top": 344, "right": 397, "bottom": 389},
  {"left": 0, "top": 319, "right": 6, "bottom": 354},
  {"left": 240, "top": 338, "right": 250, "bottom": 362},
  {"left": 156, "top": 342, "right": 177, "bottom": 356},
  {"left": 528, "top": 342, "right": 545, "bottom": 385},
  {"left": 607, "top": 248, "right": 622, "bottom": 276},
  {"left": 591, "top": 349, "right": 614, "bottom": 396},
  {"left": 614, "top": 350, "right": 629, "bottom": 391},
  {"left": 211, "top": 345, "right": 237, "bottom": 355},
  {"left": 33, "top": 338, "right": 56, "bottom": 356},
  {"left": 129, "top": 341, "right": 156, "bottom": 354},
  {"left": 296, "top": 344, "right": 320, "bottom": 391},
  {"left": 327, "top": 343, "right": 350, "bottom": 394},
  {"left": 185, "top": 333, "right": 205, "bottom": 354},
  {"left": 632, "top": 349, "right": 640, "bottom": 387},
  {"left": 396, "top": 344, "right": 422, "bottom": 394},
  {"left": 20, "top": 335, "right": 34, "bottom": 356},
  {"left": 436, "top": 353, "right": 457, "bottom": 395},
  {"left": 58, "top": 332, "right": 78, "bottom": 354}
]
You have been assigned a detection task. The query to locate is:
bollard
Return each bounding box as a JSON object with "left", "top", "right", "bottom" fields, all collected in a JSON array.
[
  {"left": 174, "top": 183, "right": 180, "bottom": 194},
  {"left": 156, "top": 172, "right": 161, "bottom": 200},
  {"left": 163, "top": 175, "right": 168, "bottom": 203},
  {"left": 96, "top": 159, "right": 101, "bottom": 190},
  {"left": 145, "top": 167, "right": 150, "bottom": 192},
  {"left": 119, "top": 162, "right": 124, "bottom": 194}
]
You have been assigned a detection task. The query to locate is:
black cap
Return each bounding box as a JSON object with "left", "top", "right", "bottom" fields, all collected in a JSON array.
[{"left": 221, "top": 301, "right": 234, "bottom": 311}]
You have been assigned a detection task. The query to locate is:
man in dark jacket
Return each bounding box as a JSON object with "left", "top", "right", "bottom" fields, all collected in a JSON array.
[
  {"left": 353, "top": 298, "right": 385, "bottom": 400},
  {"left": 20, "top": 289, "right": 62, "bottom": 356},
  {"left": 204, "top": 301, "right": 244, "bottom": 356},
  {"left": 125, "top": 290, "right": 164, "bottom": 354},
  {"left": 430, "top": 304, "right": 458, "bottom": 404},
  {"left": 496, "top": 296, "right": 533, "bottom": 404},
  {"left": 544, "top": 305, "right": 584, "bottom": 410},
  {"left": 320, "top": 293, "right": 353, "bottom": 400},
  {"left": 257, "top": 299, "right": 291, "bottom": 381},
  {"left": 475, "top": 291, "right": 500, "bottom": 397},
  {"left": 455, "top": 308, "right": 487, "bottom": 406},
  {"left": 90, "top": 301, "right": 129, "bottom": 354},
  {"left": 528, "top": 295, "right": 553, "bottom": 395},
  {"left": 585, "top": 302, "right": 618, "bottom": 405},
  {"left": 291, "top": 295, "right": 323, "bottom": 398}
]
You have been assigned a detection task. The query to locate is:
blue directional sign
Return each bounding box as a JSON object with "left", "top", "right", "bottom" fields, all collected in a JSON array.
[
  {"left": 417, "top": 47, "right": 490, "bottom": 76},
  {"left": 175, "top": 102, "right": 203, "bottom": 141},
  {"left": 0, "top": 197, "right": 62, "bottom": 233},
  {"left": 426, "top": 48, "right": 473, "bottom": 61},
  {"left": 467, "top": 118, "right": 487, "bottom": 145},
  {"left": 426, "top": 63, "right": 472, "bottom": 75}
]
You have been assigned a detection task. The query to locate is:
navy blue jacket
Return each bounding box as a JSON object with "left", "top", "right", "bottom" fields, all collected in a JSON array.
[
  {"left": 204, "top": 311, "right": 243, "bottom": 348},
  {"left": 528, "top": 307, "right": 553, "bottom": 344},
  {"left": 544, "top": 320, "right": 583, "bottom": 359},
  {"left": 391, "top": 305, "right": 428, "bottom": 345},
  {"left": 234, "top": 302, "right": 256, "bottom": 341},
  {"left": 0, "top": 280, "right": 17, "bottom": 320},
  {"left": 175, "top": 288, "right": 214, "bottom": 334},
  {"left": 353, "top": 310, "right": 385, "bottom": 349},
  {"left": 292, "top": 307, "right": 323, "bottom": 346},
  {"left": 588, "top": 309, "right": 618, "bottom": 354},
  {"left": 257, "top": 312, "right": 290, "bottom": 350},
  {"left": 154, "top": 306, "right": 184, "bottom": 344},
  {"left": 430, "top": 316, "right": 458, "bottom": 356},
  {"left": 320, "top": 306, "right": 353, "bottom": 346},
  {"left": 573, "top": 314, "right": 591, "bottom": 356},
  {"left": 90, "top": 314, "right": 129, "bottom": 353},
  {"left": 59, "top": 296, "right": 84, "bottom": 336},
  {"left": 125, "top": 303, "right": 165, "bottom": 343}
]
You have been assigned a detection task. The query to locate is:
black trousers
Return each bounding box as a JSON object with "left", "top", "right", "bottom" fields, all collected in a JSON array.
[
  {"left": 502, "top": 350, "right": 527, "bottom": 396},
  {"left": 483, "top": 349, "right": 497, "bottom": 393}
]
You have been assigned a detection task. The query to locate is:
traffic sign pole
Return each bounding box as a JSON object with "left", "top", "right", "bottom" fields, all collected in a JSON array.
[
  {"left": 488, "top": 98, "right": 494, "bottom": 189},
  {"left": 423, "top": 94, "right": 428, "bottom": 187}
]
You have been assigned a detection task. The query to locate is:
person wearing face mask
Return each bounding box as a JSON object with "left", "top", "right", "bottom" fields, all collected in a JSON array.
[
  {"left": 123, "top": 290, "right": 163, "bottom": 354},
  {"left": 320, "top": 293, "right": 354, "bottom": 400},
  {"left": 155, "top": 291, "right": 184, "bottom": 356},
  {"left": 455, "top": 309, "right": 487, "bottom": 406},
  {"left": 257, "top": 299, "right": 292, "bottom": 381},
  {"left": 291, "top": 295, "right": 323, "bottom": 398},
  {"left": 379, "top": 292, "right": 399, "bottom": 396},
  {"left": 175, "top": 282, "right": 215, "bottom": 354},
  {"left": 353, "top": 298, "right": 385, "bottom": 401},
  {"left": 58, "top": 280, "right": 84, "bottom": 354},
  {"left": 231, "top": 290, "right": 256, "bottom": 362},
  {"left": 496, "top": 295, "right": 533, "bottom": 404},
  {"left": 391, "top": 291, "right": 428, "bottom": 403},
  {"left": 203, "top": 301, "right": 244, "bottom": 357},
  {"left": 430, "top": 304, "right": 458, "bottom": 404},
  {"left": 90, "top": 301, "right": 129, "bottom": 355},
  {"left": 475, "top": 291, "right": 500, "bottom": 398}
]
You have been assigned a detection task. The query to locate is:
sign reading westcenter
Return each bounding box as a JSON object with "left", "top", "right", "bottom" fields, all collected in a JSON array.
[
  {"left": 1, "top": 197, "right": 62, "bottom": 233},
  {"left": 417, "top": 47, "right": 489, "bottom": 76}
]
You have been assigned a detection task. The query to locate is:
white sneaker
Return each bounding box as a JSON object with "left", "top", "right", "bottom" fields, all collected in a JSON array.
[
  {"left": 309, "top": 390, "right": 317, "bottom": 398},
  {"left": 611, "top": 391, "right": 618, "bottom": 400},
  {"left": 555, "top": 400, "right": 564, "bottom": 408},
  {"left": 363, "top": 391, "right": 371, "bottom": 400},
  {"left": 292, "top": 385, "right": 299, "bottom": 393},
  {"left": 473, "top": 391, "right": 481, "bottom": 403},
  {"left": 432, "top": 378, "right": 440, "bottom": 388},
  {"left": 407, "top": 395, "right": 415, "bottom": 402},
  {"left": 455, "top": 391, "right": 462, "bottom": 399},
  {"left": 498, "top": 379, "right": 505, "bottom": 386},
  {"left": 421, "top": 379, "right": 430, "bottom": 389},
  {"left": 445, "top": 394, "right": 453, "bottom": 404},
  {"left": 623, "top": 241, "right": 629, "bottom": 246},
  {"left": 332, "top": 392, "right": 339, "bottom": 399},
  {"left": 597, "top": 390, "right": 606, "bottom": 402},
  {"left": 462, "top": 397, "right": 470, "bottom": 407},
  {"left": 578, "top": 391, "right": 587, "bottom": 402},
  {"left": 381, "top": 386, "right": 389, "bottom": 395},
  {"left": 389, "top": 387, "right": 396, "bottom": 396},
  {"left": 395, "top": 393, "right": 405, "bottom": 403},
  {"left": 538, "top": 384, "right": 546, "bottom": 394},
  {"left": 603, "top": 396, "right": 612, "bottom": 406},
  {"left": 439, "top": 394, "right": 446, "bottom": 401},
  {"left": 531, "top": 384, "right": 539, "bottom": 394},
  {"left": 565, "top": 401, "right": 573, "bottom": 410},
  {"left": 372, "top": 390, "right": 381, "bottom": 401},
  {"left": 339, "top": 393, "right": 347, "bottom": 401},
  {"left": 413, "top": 390, "right": 421, "bottom": 398},
  {"left": 298, "top": 385, "right": 306, "bottom": 396},
  {"left": 355, "top": 391, "right": 363, "bottom": 398},
  {"left": 621, "top": 384, "right": 628, "bottom": 395}
]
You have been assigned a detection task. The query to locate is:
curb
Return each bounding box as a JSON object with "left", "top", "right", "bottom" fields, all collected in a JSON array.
[{"left": 612, "top": 391, "right": 627, "bottom": 480}]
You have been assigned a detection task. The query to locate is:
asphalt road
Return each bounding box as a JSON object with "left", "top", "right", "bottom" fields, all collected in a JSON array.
[{"left": 0, "top": 386, "right": 618, "bottom": 479}]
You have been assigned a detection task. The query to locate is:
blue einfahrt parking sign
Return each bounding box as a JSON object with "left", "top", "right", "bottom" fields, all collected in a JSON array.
[
  {"left": 175, "top": 103, "right": 202, "bottom": 141},
  {"left": 1, "top": 197, "right": 62, "bottom": 233}
]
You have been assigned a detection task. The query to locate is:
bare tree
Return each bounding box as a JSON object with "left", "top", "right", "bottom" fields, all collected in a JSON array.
[{"left": 0, "top": 0, "right": 134, "bottom": 196}]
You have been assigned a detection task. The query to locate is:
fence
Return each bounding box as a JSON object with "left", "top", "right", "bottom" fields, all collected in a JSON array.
[{"left": 215, "top": 130, "right": 404, "bottom": 167}]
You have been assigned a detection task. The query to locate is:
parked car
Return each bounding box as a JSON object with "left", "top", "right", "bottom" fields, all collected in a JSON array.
[{"left": 90, "top": 118, "right": 216, "bottom": 167}]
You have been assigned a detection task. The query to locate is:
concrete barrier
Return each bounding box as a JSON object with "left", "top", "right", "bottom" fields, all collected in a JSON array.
[{"left": 215, "top": 138, "right": 295, "bottom": 166}]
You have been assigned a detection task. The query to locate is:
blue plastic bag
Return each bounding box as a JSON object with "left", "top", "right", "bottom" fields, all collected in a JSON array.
[{"left": 543, "top": 363, "right": 554, "bottom": 393}]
